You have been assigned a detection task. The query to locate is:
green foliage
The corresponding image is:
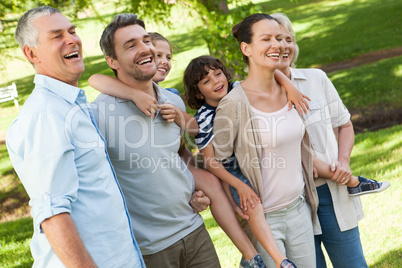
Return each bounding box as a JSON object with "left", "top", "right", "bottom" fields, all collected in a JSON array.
[
  {"left": 200, "top": 2, "right": 262, "bottom": 78},
  {"left": 121, "top": 0, "right": 173, "bottom": 26}
]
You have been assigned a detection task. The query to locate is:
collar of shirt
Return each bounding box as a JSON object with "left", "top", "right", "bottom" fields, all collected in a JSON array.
[
  {"left": 290, "top": 68, "right": 308, "bottom": 81},
  {"left": 115, "top": 81, "right": 167, "bottom": 104},
  {"left": 34, "top": 74, "right": 84, "bottom": 104},
  {"left": 114, "top": 82, "right": 169, "bottom": 119},
  {"left": 202, "top": 102, "right": 217, "bottom": 111}
]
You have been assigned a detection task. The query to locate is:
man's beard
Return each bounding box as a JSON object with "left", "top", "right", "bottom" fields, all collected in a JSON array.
[{"left": 127, "top": 62, "right": 156, "bottom": 81}]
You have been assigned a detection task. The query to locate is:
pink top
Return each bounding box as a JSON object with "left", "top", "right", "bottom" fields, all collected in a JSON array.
[{"left": 252, "top": 103, "right": 305, "bottom": 213}]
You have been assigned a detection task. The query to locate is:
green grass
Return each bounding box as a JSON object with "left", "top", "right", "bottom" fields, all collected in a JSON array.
[
  {"left": 1, "top": 125, "right": 400, "bottom": 267},
  {"left": 330, "top": 56, "right": 402, "bottom": 110},
  {"left": 0, "top": 217, "right": 33, "bottom": 267},
  {"left": 252, "top": 0, "right": 402, "bottom": 68}
]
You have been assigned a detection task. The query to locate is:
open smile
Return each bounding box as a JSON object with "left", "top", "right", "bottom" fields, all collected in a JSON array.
[
  {"left": 64, "top": 51, "right": 80, "bottom": 59},
  {"left": 136, "top": 56, "right": 153, "bottom": 65},
  {"left": 214, "top": 85, "right": 224, "bottom": 92},
  {"left": 266, "top": 52, "right": 280, "bottom": 59}
]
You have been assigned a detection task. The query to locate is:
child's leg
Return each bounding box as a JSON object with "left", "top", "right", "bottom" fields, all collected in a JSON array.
[
  {"left": 313, "top": 158, "right": 390, "bottom": 196},
  {"left": 189, "top": 166, "right": 257, "bottom": 261},
  {"left": 245, "top": 200, "right": 286, "bottom": 268},
  {"left": 347, "top": 176, "right": 391, "bottom": 197}
]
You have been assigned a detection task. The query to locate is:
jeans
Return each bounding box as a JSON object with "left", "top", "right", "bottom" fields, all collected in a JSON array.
[
  {"left": 223, "top": 157, "right": 252, "bottom": 207},
  {"left": 315, "top": 184, "right": 368, "bottom": 268}
]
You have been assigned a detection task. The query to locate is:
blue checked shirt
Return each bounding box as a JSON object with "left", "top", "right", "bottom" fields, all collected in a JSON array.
[{"left": 6, "top": 74, "right": 145, "bottom": 267}]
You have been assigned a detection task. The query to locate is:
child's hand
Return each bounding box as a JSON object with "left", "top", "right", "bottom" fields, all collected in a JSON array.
[
  {"left": 133, "top": 91, "right": 158, "bottom": 118},
  {"left": 158, "top": 103, "right": 179, "bottom": 123},
  {"left": 237, "top": 183, "right": 260, "bottom": 211},
  {"left": 287, "top": 89, "right": 311, "bottom": 114}
]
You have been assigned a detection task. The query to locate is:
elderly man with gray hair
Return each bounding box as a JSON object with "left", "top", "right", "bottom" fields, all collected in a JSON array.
[{"left": 7, "top": 6, "right": 145, "bottom": 267}]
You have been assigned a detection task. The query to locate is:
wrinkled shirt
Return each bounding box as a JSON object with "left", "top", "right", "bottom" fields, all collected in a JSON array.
[
  {"left": 6, "top": 74, "right": 145, "bottom": 267},
  {"left": 290, "top": 68, "right": 364, "bottom": 232}
]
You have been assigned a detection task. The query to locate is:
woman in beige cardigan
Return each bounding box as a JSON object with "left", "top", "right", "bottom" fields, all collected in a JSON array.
[{"left": 212, "top": 13, "right": 319, "bottom": 268}]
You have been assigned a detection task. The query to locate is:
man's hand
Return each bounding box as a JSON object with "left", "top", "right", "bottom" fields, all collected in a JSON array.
[
  {"left": 329, "top": 161, "right": 352, "bottom": 185},
  {"left": 190, "top": 190, "right": 210, "bottom": 213}
]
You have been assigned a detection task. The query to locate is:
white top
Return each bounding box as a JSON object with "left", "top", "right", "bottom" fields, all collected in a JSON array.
[
  {"left": 290, "top": 68, "right": 364, "bottom": 232},
  {"left": 252, "top": 103, "right": 305, "bottom": 213}
]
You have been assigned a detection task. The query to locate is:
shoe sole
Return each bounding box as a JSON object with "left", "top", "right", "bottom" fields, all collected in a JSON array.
[{"left": 348, "top": 181, "right": 391, "bottom": 197}]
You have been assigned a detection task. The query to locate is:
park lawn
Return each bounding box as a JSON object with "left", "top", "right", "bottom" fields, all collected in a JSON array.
[
  {"left": 1, "top": 124, "right": 401, "bottom": 267},
  {"left": 252, "top": 0, "right": 402, "bottom": 68}
]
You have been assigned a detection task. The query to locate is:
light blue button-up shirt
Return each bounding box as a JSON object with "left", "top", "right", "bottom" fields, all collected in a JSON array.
[{"left": 6, "top": 74, "right": 145, "bottom": 267}]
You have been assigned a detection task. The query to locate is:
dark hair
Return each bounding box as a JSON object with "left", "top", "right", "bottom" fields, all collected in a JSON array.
[
  {"left": 184, "top": 55, "right": 232, "bottom": 110},
  {"left": 100, "top": 13, "right": 145, "bottom": 76},
  {"left": 232, "top": 13, "right": 276, "bottom": 64}
]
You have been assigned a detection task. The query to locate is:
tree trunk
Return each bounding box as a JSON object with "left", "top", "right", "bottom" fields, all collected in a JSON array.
[{"left": 200, "top": 0, "right": 229, "bottom": 14}]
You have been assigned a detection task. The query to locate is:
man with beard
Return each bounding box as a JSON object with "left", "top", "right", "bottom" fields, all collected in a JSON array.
[{"left": 91, "top": 13, "right": 220, "bottom": 267}]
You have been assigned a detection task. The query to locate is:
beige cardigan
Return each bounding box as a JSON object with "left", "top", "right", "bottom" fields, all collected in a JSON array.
[{"left": 213, "top": 84, "right": 320, "bottom": 233}]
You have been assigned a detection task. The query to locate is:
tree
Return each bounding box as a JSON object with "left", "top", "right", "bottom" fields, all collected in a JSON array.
[
  {"left": 119, "top": 0, "right": 260, "bottom": 77},
  {"left": 0, "top": 0, "right": 259, "bottom": 78}
]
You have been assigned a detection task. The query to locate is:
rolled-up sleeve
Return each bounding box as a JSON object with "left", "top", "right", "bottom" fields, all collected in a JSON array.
[
  {"left": 213, "top": 97, "right": 238, "bottom": 161},
  {"left": 7, "top": 112, "right": 78, "bottom": 232}
]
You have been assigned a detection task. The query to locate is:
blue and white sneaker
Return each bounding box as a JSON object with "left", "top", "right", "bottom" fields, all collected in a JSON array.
[
  {"left": 347, "top": 176, "right": 390, "bottom": 197},
  {"left": 280, "top": 259, "right": 297, "bottom": 268},
  {"left": 240, "top": 254, "right": 266, "bottom": 268}
]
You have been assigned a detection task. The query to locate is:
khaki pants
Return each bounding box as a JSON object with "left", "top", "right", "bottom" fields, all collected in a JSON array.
[
  {"left": 142, "top": 224, "right": 221, "bottom": 268},
  {"left": 255, "top": 192, "right": 316, "bottom": 268}
]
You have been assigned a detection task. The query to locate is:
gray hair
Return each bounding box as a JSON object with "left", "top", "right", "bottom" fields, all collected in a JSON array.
[
  {"left": 271, "top": 13, "right": 299, "bottom": 67},
  {"left": 15, "top": 6, "right": 60, "bottom": 48},
  {"left": 100, "top": 13, "right": 145, "bottom": 60}
]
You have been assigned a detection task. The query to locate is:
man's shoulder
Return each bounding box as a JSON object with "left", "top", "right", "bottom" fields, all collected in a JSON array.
[
  {"left": 92, "top": 93, "right": 117, "bottom": 104},
  {"left": 292, "top": 68, "right": 327, "bottom": 80},
  {"left": 17, "top": 87, "right": 72, "bottom": 118}
]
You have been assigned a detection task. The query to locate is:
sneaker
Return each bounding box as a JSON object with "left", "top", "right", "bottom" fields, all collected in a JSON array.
[
  {"left": 240, "top": 254, "right": 266, "bottom": 268},
  {"left": 280, "top": 259, "right": 297, "bottom": 268},
  {"left": 347, "top": 176, "right": 391, "bottom": 197}
]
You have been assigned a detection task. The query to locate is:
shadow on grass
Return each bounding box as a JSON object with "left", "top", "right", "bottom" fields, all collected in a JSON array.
[
  {"left": 254, "top": 0, "right": 402, "bottom": 67},
  {"left": 0, "top": 217, "right": 32, "bottom": 244},
  {"left": 0, "top": 217, "right": 33, "bottom": 267},
  {"left": 168, "top": 30, "right": 206, "bottom": 55},
  {"left": 371, "top": 249, "right": 402, "bottom": 268}
]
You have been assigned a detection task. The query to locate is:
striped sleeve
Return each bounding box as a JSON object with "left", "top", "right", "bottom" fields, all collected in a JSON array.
[{"left": 194, "top": 104, "right": 216, "bottom": 150}]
